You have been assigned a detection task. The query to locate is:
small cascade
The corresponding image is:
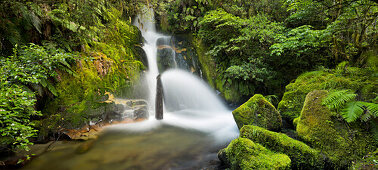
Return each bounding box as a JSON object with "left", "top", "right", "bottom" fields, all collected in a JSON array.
[{"left": 130, "top": 6, "right": 238, "bottom": 142}]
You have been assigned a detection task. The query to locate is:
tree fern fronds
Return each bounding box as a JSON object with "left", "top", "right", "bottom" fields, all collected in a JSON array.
[
  {"left": 341, "top": 101, "right": 365, "bottom": 123},
  {"left": 322, "top": 90, "right": 357, "bottom": 110}
]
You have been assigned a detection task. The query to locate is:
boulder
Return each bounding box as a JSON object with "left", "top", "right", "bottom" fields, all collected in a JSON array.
[
  {"left": 219, "top": 138, "right": 291, "bottom": 170},
  {"left": 296, "top": 90, "right": 376, "bottom": 168},
  {"left": 232, "top": 94, "right": 282, "bottom": 131},
  {"left": 277, "top": 66, "right": 377, "bottom": 122},
  {"left": 134, "top": 106, "right": 148, "bottom": 119},
  {"left": 240, "top": 125, "right": 324, "bottom": 169}
]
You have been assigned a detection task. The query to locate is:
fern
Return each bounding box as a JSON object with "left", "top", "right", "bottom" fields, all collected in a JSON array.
[
  {"left": 322, "top": 90, "right": 357, "bottom": 110},
  {"left": 341, "top": 101, "right": 365, "bottom": 122},
  {"left": 39, "top": 78, "right": 58, "bottom": 96},
  {"left": 342, "top": 101, "right": 378, "bottom": 122},
  {"left": 323, "top": 90, "right": 377, "bottom": 123}
]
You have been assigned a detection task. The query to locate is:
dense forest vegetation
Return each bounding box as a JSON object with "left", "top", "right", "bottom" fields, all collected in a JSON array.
[{"left": 0, "top": 0, "right": 377, "bottom": 169}]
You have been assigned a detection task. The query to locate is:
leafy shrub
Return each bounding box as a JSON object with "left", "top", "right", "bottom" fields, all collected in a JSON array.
[{"left": 0, "top": 44, "right": 75, "bottom": 151}]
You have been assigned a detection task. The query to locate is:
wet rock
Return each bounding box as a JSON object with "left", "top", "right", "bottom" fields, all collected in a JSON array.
[
  {"left": 135, "top": 46, "right": 148, "bottom": 69},
  {"left": 296, "top": 90, "right": 376, "bottom": 168},
  {"left": 134, "top": 106, "right": 148, "bottom": 119},
  {"left": 157, "top": 37, "right": 171, "bottom": 46},
  {"left": 217, "top": 149, "right": 229, "bottom": 166},
  {"left": 104, "top": 103, "right": 125, "bottom": 122},
  {"left": 240, "top": 125, "right": 324, "bottom": 169},
  {"left": 157, "top": 47, "right": 176, "bottom": 72},
  {"left": 232, "top": 94, "right": 282, "bottom": 131},
  {"left": 220, "top": 137, "right": 291, "bottom": 169}
]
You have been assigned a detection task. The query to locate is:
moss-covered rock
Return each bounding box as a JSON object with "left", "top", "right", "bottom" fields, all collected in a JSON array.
[
  {"left": 193, "top": 37, "right": 217, "bottom": 89},
  {"left": 296, "top": 90, "right": 377, "bottom": 168},
  {"left": 232, "top": 94, "right": 282, "bottom": 131},
  {"left": 350, "top": 149, "right": 378, "bottom": 170},
  {"left": 277, "top": 65, "right": 377, "bottom": 121},
  {"left": 240, "top": 125, "right": 324, "bottom": 169},
  {"left": 219, "top": 137, "right": 291, "bottom": 170}
]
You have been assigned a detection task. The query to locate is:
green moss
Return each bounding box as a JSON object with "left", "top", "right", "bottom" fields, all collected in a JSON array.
[
  {"left": 296, "top": 90, "right": 377, "bottom": 168},
  {"left": 222, "top": 137, "right": 291, "bottom": 170},
  {"left": 232, "top": 94, "right": 282, "bottom": 131},
  {"left": 193, "top": 37, "right": 245, "bottom": 103},
  {"left": 240, "top": 125, "right": 324, "bottom": 169},
  {"left": 293, "top": 117, "right": 300, "bottom": 127},
  {"left": 278, "top": 66, "right": 377, "bottom": 121},
  {"left": 350, "top": 149, "right": 378, "bottom": 170},
  {"left": 193, "top": 37, "right": 217, "bottom": 89}
]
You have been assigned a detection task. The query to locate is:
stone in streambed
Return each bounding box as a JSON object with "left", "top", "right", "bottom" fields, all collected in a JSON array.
[
  {"left": 218, "top": 138, "right": 291, "bottom": 169},
  {"left": 296, "top": 90, "right": 376, "bottom": 168},
  {"left": 240, "top": 125, "right": 325, "bottom": 169},
  {"left": 232, "top": 94, "right": 282, "bottom": 131}
]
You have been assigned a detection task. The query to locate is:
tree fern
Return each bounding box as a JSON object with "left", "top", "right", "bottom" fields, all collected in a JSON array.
[{"left": 322, "top": 90, "right": 357, "bottom": 110}]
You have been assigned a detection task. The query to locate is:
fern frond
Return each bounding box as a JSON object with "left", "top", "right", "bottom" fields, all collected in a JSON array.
[
  {"left": 341, "top": 101, "right": 365, "bottom": 123},
  {"left": 58, "top": 65, "right": 78, "bottom": 78},
  {"left": 365, "top": 102, "right": 378, "bottom": 118},
  {"left": 322, "top": 90, "right": 357, "bottom": 110},
  {"left": 38, "top": 78, "right": 58, "bottom": 96}
]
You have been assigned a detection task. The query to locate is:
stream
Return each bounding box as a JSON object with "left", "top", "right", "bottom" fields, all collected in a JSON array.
[{"left": 23, "top": 7, "right": 238, "bottom": 170}]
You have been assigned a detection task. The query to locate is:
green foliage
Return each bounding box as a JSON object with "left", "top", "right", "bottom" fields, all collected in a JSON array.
[
  {"left": 0, "top": 44, "right": 75, "bottom": 151},
  {"left": 0, "top": 85, "right": 40, "bottom": 151},
  {"left": 161, "top": 0, "right": 212, "bottom": 32},
  {"left": 322, "top": 90, "right": 357, "bottom": 110},
  {"left": 323, "top": 90, "right": 378, "bottom": 123},
  {"left": 0, "top": 1, "right": 45, "bottom": 55},
  {"left": 197, "top": 9, "right": 286, "bottom": 101},
  {"left": 284, "top": 0, "right": 378, "bottom": 65}
]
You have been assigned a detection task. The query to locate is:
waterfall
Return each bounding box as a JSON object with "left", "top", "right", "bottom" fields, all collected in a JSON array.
[{"left": 128, "top": 7, "right": 238, "bottom": 142}]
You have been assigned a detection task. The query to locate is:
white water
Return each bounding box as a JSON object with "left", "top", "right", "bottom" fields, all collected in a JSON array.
[{"left": 111, "top": 7, "right": 238, "bottom": 143}]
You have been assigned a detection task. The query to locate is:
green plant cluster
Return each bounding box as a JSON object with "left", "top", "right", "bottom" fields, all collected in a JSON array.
[
  {"left": 322, "top": 89, "right": 377, "bottom": 123},
  {"left": 0, "top": 0, "right": 147, "bottom": 152},
  {"left": 159, "top": 0, "right": 377, "bottom": 103},
  {"left": 0, "top": 44, "right": 75, "bottom": 151}
]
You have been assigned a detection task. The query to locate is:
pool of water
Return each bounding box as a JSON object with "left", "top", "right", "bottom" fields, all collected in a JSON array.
[{"left": 24, "top": 123, "right": 232, "bottom": 170}]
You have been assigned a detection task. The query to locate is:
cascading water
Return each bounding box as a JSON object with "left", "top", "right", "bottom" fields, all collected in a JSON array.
[
  {"left": 130, "top": 7, "right": 238, "bottom": 141},
  {"left": 133, "top": 7, "right": 164, "bottom": 112}
]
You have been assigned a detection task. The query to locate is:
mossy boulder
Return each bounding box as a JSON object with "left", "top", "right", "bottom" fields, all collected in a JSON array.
[
  {"left": 240, "top": 125, "right": 324, "bottom": 169},
  {"left": 219, "top": 137, "right": 291, "bottom": 170},
  {"left": 350, "top": 149, "right": 378, "bottom": 170},
  {"left": 277, "top": 65, "right": 377, "bottom": 121},
  {"left": 296, "top": 90, "right": 376, "bottom": 168},
  {"left": 232, "top": 94, "right": 282, "bottom": 131}
]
